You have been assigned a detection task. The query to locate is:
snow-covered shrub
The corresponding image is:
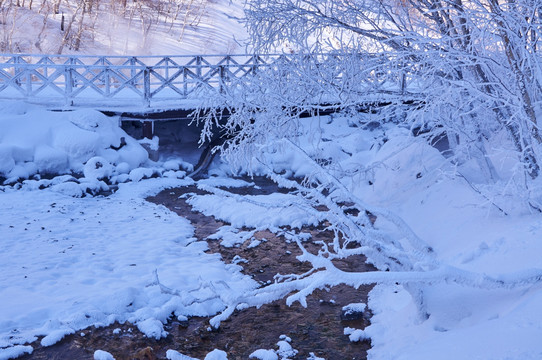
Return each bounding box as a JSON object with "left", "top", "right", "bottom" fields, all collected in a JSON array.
[{"left": 83, "top": 157, "right": 113, "bottom": 180}]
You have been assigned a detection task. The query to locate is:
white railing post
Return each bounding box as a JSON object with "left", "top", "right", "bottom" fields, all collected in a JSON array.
[{"left": 24, "top": 63, "right": 32, "bottom": 98}]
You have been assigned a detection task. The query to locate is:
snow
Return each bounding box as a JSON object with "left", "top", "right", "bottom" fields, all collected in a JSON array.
[
  {"left": 248, "top": 336, "right": 298, "bottom": 360},
  {"left": 207, "top": 226, "right": 256, "bottom": 247},
  {"left": 342, "top": 303, "right": 367, "bottom": 315},
  {"left": 306, "top": 353, "right": 325, "bottom": 360},
  {"left": 0, "top": 104, "right": 258, "bottom": 354},
  {"left": 1, "top": 89, "right": 542, "bottom": 360},
  {"left": 166, "top": 349, "right": 200, "bottom": 360},
  {"left": 136, "top": 318, "right": 167, "bottom": 340},
  {"left": 204, "top": 349, "right": 228, "bottom": 360},
  {"left": 276, "top": 340, "right": 297, "bottom": 358},
  {"left": 0, "top": 346, "right": 33, "bottom": 360},
  {"left": 249, "top": 349, "right": 278, "bottom": 360},
  {"left": 0, "top": 178, "right": 257, "bottom": 347},
  {"left": 282, "top": 115, "right": 542, "bottom": 359},
  {"left": 40, "top": 328, "right": 75, "bottom": 346},
  {"left": 0, "top": 102, "right": 148, "bottom": 181},
  {"left": 344, "top": 327, "right": 369, "bottom": 342},
  {"left": 93, "top": 350, "right": 115, "bottom": 360},
  {"left": 187, "top": 193, "right": 320, "bottom": 229}
]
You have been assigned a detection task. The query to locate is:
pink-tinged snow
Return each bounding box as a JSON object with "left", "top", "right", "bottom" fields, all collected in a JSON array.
[{"left": 6, "top": 0, "right": 248, "bottom": 56}]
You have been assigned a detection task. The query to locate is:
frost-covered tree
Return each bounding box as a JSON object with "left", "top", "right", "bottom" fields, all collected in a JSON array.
[
  {"left": 235, "top": 0, "right": 542, "bottom": 206},
  {"left": 195, "top": 0, "right": 542, "bottom": 324}
]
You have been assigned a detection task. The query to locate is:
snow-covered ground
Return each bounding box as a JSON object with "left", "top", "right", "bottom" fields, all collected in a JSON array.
[{"left": 1, "top": 102, "right": 542, "bottom": 360}]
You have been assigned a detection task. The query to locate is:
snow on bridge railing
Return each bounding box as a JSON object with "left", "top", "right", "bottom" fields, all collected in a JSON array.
[{"left": 0, "top": 53, "right": 410, "bottom": 108}]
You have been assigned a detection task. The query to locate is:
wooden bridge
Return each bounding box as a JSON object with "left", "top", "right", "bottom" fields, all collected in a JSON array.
[
  {"left": 0, "top": 53, "right": 410, "bottom": 108},
  {"left": 0, "top": 53, "right": 412, "bottom": 138},
  {"left": 0, "top": 54, "right": 282, "bottom": 108}
]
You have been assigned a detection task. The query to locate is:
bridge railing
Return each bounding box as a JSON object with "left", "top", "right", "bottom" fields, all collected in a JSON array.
[
  {"left": 0, "top": 54, "right": 275, "bottom": 107},
  {"left": 0, "top": 54, "right": 411, "bottom": 108}
]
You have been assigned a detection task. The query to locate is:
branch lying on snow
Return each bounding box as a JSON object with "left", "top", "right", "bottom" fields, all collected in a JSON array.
[
  {"left": 206, "top": 261, "right": 542, "bottom": 328},
  {"left": 149, "top": 269, "right": 223, "bottom": 307}
]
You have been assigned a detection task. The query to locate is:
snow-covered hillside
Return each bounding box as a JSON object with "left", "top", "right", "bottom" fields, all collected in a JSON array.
[{"left": 1, "top": 0, "right": 248, "bottom": 55}]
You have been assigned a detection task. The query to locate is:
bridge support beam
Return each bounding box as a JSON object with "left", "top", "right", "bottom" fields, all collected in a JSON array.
[{"left": 142, "top": 120, "right": 154, "bottom": 139}]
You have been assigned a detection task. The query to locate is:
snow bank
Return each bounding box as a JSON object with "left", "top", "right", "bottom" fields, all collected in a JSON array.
[
  {"left": 0, "top": 102, "right": 148, "bottom": 182},
  {"left": 187, "top": 192, "right": 320, "bottom": 229},
  {"left": 219, "top": 114, "right": 542, "bottom": 360}
]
